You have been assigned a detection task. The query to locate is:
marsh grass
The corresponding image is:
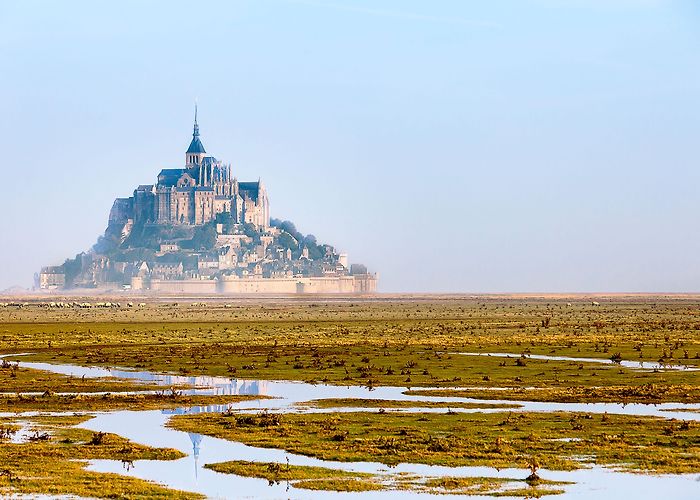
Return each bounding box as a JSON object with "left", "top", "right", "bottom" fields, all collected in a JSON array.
[
  {"left": 298, "top": 398, "right": 521, "bottom": 409},
  {"left": 204, "top": 460, "right": 565, "bottom": 495},
  {"left": 3, "top": 297, "right": 700, "bottom": 496},
  {"left": 0, "top": 363, "right": 164, "bottom": 393},
  {"left": 170, "top": 410, "right": 700, "bottom": 473},
  {"left": 0, "top": 414, "right": 198, "bottom": 499},
  {"left": 205, "top": 459, "right": 383, "bottom": 491},
  {"left": 4, "top": 298, "right": 700, "bottom": 396},
  {"left": 406, "top": 384, "right": 700, "bottom": 404},
  {"left": 423, "top": 476, "right": 566, "bottom": 497},
  {"left": 0, "top": 391, "right": 267, "bottom": 412}
]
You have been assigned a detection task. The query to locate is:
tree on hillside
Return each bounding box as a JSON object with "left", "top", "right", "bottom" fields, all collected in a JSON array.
[
  {"left": 277, "top": 220, "right": 303, "bottom": 243},
  {"left": 278, "top": 231, "right": 299, "bottom": 251},
  {"left": 215, "top": 212, "right": 235, "bottom": 233},
  {"left": 242, "top": 223, "right": 262, "bottom": 244},
  {"left": 62, "top": 253, "right": 85, "bottom": 286},
  {"left": 188, "top": 223, "right": 217, "bottom": 250}
]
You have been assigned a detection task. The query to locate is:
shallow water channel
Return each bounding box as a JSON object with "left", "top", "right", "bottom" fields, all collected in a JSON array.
[
  {"left": 6, "top": 356, "right": 700, "bottom": 499},
  {"left": 456, "top": 352, "right": 699, "bottom": 371}
]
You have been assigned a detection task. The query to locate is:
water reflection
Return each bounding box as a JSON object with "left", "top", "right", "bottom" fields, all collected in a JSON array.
[
  {"left": 6, "top": 354, "right": 700, "bottom": 498},
  {"left": 188, "top": 432, "right": 202, "bottom": 479}
]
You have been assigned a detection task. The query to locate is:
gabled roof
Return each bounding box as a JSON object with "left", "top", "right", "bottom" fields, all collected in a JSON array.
[
  {"left": 157, "top": 169, "right": 185, "bottom": 187},
  {"left": 159, "top": 168, "right": 184, "bottom": 175},
  {"left": 239, "top": 181, "right": 260, "bottom": 201}
]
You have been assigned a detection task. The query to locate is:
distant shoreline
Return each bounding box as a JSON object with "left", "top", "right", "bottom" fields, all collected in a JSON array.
[{"left": 3, "top": 291, "right": 700, "bottom": 302}]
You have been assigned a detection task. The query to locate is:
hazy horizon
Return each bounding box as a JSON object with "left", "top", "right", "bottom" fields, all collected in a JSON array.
[{"left": 1, "top": 0, "right": 699, "bottom": 293}]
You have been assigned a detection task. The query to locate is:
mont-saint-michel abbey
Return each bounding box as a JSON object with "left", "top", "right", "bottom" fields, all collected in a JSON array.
[
  {"left": 39, "top": 109, "right": 376, "bottom": 294},
  {"left": 115, "top": 108, "right": 270, "bottom": 229}
]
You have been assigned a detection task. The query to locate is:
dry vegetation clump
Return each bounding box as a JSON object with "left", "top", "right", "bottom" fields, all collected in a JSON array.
[{"left": 422, "top": 475, "right": 566, "bottom": 497}]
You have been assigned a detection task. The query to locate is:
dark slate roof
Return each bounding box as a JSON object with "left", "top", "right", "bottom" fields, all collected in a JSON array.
[
  {"left": 152, "top": 262, "right": 183, "bottom": 269},
  {"left": 41, "top": 266, "right": 64, "bottom": 274},
  {"left": 198, "top": 253, "right": 219, "bottom": 262},
  {"left": 186, "top": 137, "right": 206, "bottom": 154},
  {"left": 239, "top": 181, "right": 260, "bottom": 201},
  {"left": 157, "top": 169, "right": 185, "bottom": 187}
]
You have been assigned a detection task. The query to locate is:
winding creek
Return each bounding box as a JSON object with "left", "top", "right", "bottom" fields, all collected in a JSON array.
[{"left": 4, "top": 355, "right": 700, "bottom": 499}]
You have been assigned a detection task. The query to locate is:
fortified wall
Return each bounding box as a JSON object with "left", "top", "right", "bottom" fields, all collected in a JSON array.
[{"left": 144, "top": 275, "right": 377, "bottom": 294}]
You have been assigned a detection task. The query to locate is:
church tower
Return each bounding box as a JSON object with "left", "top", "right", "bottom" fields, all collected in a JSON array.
[{"left": 185, "top": 105, "right": 206, "bottom": 166}]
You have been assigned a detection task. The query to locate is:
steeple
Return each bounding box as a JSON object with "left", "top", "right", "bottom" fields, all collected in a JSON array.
[
  {"left": 193, "top": 104, "right": 199, "bottom": 138},
  {"left": 186, "top": 104, "right": 206, "bottom": 166}
]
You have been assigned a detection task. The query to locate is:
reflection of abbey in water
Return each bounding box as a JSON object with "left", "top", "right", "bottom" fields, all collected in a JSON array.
[
  {"left": 161, "top": 375, "right": 269, "bottom": 397},
  {"left": 163, "top": 376, "right": 271, "bottom": 478},
  {"left": 107, "top": 368, "right": 270, "bottom": 398},
  {"left": 188, "top": 432, "right": 203, "bottom": 478}
]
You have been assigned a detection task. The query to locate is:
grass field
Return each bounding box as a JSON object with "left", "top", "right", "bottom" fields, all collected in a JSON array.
[
  {"left": 1, "top": 295, "right": 699, "bottom": 497},
  {"left": 4, "top": 297, "right": 700, "bottom": 393}
]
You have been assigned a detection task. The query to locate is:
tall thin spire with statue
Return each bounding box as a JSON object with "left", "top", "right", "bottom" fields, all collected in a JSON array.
[
  {"left": 193, "top": 103, "right": 199, "bottom": 138},
  {"left": 186, "top": 103, "right": 206, "bottom": 166}
]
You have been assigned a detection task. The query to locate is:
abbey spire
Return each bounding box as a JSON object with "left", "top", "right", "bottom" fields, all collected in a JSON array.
[{"left": 186, "top": 104, "right": 206, "bottom": 166}]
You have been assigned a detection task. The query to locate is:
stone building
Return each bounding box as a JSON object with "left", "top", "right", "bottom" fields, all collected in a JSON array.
[
  {"left": 39, "top": 267, "right": 66, "bottom": 289},
  {"left": 109, "top": 107, "right": 269, "bottom": 229}
]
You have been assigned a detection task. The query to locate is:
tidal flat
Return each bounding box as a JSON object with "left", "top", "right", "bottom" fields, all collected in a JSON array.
[
  {"left": 0, "top": 414, "right": 197, "bottom": 498},
  {"left": 4, "top": 297, "right": 700, "bottom": 393},
  {"left": 168, "top": 409, "right": 700, "bottom": 473},
  {"left": 1, "top": 296, "right": 700, "bottom": 498},
  {"left": 202, "top": 459, "right": 566, "bottom": 496}
]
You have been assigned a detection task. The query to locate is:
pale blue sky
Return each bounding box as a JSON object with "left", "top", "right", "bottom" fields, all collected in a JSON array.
[{"left": 1, "top": 0, "right": 699, "bottom": 292}]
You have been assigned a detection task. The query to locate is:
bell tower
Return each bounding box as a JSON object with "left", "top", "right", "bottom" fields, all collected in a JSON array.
[{"left": 185, "top": 104, "right": 206, "bottom": 166}]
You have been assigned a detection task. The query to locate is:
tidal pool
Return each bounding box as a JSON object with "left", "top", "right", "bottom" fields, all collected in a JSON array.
[
  {"left": 456, "top": 352, "right": 699, "bottom": 371},
  {"left": 5, "top": 355, "right": 700, "bottom": 499}
]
